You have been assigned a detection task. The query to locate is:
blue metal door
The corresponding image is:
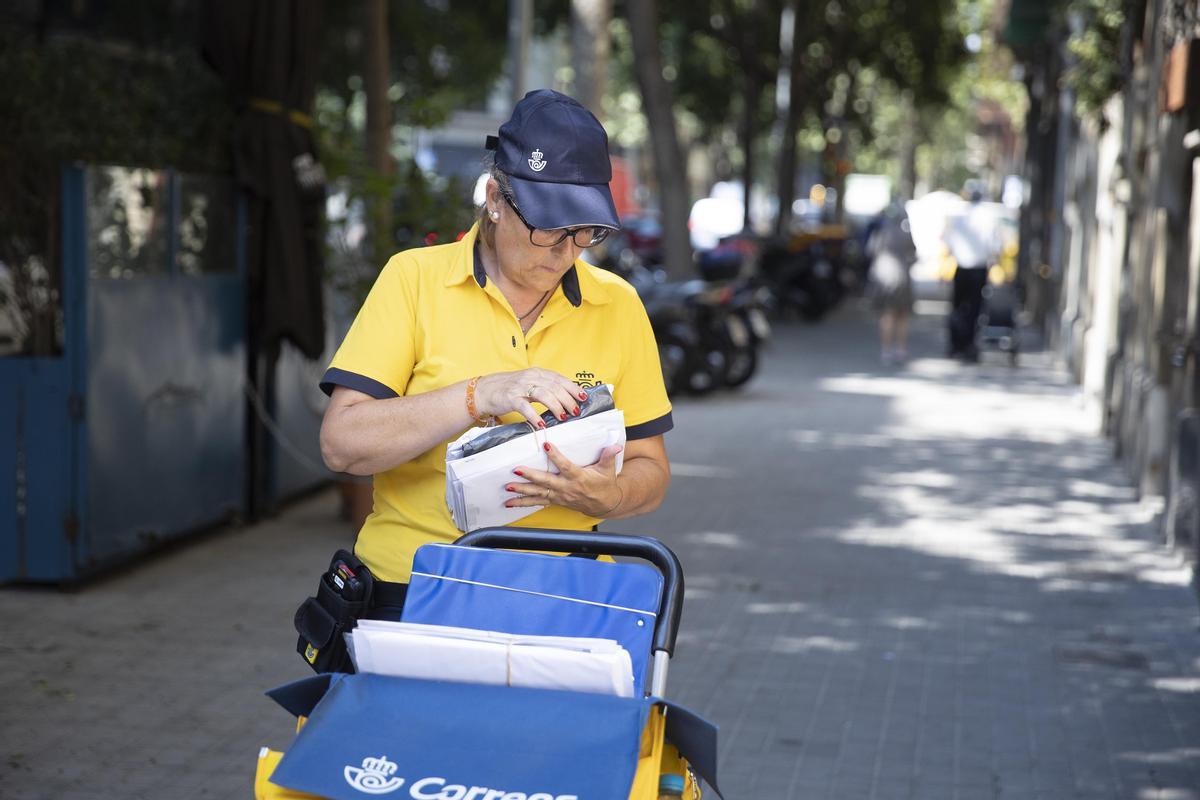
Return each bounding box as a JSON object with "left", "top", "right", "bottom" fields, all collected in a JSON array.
[
  {"left": 79, "top": 167, "right": 246, "bottom": 568},
  {"left": 0, "top": 359, "right": 77, "bottom": 580},
  {"left": 1, "top": 164, "right": 309, "bottom": 582},
  {"left": 0, "top": 167, "right": 86, "bottom": 582}
]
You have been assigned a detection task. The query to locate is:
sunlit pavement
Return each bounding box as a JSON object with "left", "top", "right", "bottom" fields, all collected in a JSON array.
[
  {"left": 633, "top": 300, "right": 1200, "bottom": 799},
  {"left": 3, "top": 299, "right": 1199, "bottom": 800}
]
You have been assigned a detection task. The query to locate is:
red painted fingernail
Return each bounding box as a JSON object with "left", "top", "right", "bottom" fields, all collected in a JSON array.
[
  {"left": 578, "top": 392, "right": 587, "bottom": 400},
  {"left": 572, "top": 407, "right": 580, "bottom": 416},
  {"left": 543, "top": 443, "right": 551, "bottom": 452},
  {"left": 558, "top": 413, "right": 567, "bottom": 421},
  {"left": 505, "top": 502, "right": 513, "bottom": 508},
  {"left": 537, "top": 421, "right": 546, "bottom": 429},
  {"left": 505, "top": 485, "right": 514, "bottom": 492},
  {"left": 513, "top": 469, "right": 523, "bottom": 477}
]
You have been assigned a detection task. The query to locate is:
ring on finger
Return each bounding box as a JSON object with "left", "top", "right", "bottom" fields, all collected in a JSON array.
[{"left": 525, "top": 383, "right": 538, "bottom": 400}]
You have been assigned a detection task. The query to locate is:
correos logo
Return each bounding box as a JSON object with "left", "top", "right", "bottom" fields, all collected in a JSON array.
[
  {"left": 343, "top": 758, "right": 579, "bottom": 800},
  {"left": 410, "top": 778, "right": 577, "bottom": 800},
  {"left": 344, "top": 756, "right": 405, "bottom": 795}
]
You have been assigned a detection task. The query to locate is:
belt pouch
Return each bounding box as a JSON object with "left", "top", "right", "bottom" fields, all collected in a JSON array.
[{"left": 294, "top": 549, "right": 373, "bottom": 674}]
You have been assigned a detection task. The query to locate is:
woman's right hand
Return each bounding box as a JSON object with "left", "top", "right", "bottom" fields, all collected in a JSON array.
[{"left": 475, "top": 368, "right": 588, "bottom": 428}]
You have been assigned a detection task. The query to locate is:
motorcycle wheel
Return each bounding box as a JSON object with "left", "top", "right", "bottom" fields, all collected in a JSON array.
[
  {"left": 792, "top": 288, "right": 828, "bottom": 321},
  {"left": 686, "top": 348, "right": 723, "bottom": 395},
  {"left": 658, "top": 336, "right": 691, "bottom": 397},
  {"left": 723, "top": 344, "right": 758, "bottom": 388}
]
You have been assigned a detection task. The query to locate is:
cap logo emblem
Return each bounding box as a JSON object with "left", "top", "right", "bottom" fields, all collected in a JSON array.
[{"left": 528, "top": 148, "right": 547, "bottom": 172}]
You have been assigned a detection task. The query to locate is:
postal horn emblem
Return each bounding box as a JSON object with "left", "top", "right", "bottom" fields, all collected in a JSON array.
[{"left": 344, "top": 755, "right": 405, "bottom": 795}]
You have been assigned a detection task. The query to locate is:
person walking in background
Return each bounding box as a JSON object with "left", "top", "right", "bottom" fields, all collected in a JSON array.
[
  {"left": 942, "top": 190, "right": 1000, "bottom": 361},
  {"left": 866, "top": 204, "right": 918, "bottom": 365}
]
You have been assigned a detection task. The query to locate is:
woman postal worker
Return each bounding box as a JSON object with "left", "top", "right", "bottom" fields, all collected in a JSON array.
[{"left": 318, "top": 90, "right": 673, "bottom": 618}]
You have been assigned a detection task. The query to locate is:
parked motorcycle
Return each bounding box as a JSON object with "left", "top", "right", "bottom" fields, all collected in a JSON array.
[
  {"left": 724, "top": 279, "right": 772, "bottom": 387},
  {"left": 624, "top": 264, "right": 723, "bottom": 396},
  {"left": 696, "top": 242, "right": 768, "bottom": 388},
  {"left": 595, "top": 234, "right": 767, "bottom": 395},
  {"left": 753, "top": 220, "right": 868, "bottom": 321},
  {"left": 760, "top": 241, "right": 841, "bottom": 320}
]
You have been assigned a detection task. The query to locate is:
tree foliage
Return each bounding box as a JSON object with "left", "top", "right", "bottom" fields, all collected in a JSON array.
[
  {"left": 639, "top": 0, "right": 965, "bottom": 216},
  {"left": 664, "top": 1, "right": 780, "bottom": 140},
  {"left": 0, "top": 15, "right": 233, "bottom": 355},
  {"left": 317, "top": 3, "right": 509, "bottom": 131},
  {"left": 911, "top": 0, "right": 1028, "bottom": 194},
  {"left": 0, "top": 23, "right": 232, "bottom": 174},
  {"left": 314, "top": 2, "right": 512, "bottom": 298},
  {"left": 1065, "top": 0, "right": 1125, "bottom": 115}
]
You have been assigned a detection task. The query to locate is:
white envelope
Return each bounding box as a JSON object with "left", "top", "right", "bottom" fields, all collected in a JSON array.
[
  {"left": 347, "top": 621, "right": 635, "bottom": 698},
  {"left": 445, "top": 408, "right": 626, "bottom": 532},
  {"left": 350, "top": 628, "right": 510, "bottom": 686},
  {"left": 508, "top": 644, "right": 634, "bottom": 697}
]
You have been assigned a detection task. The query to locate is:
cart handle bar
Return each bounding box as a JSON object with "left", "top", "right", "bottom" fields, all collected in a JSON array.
[{"left": 452, "top": 527, "right": 685, "bottom": 656}]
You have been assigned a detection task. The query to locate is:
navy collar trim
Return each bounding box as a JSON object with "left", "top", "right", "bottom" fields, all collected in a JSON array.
[
  {"left": 562, "top": 267, "right": 582, "bottom": 306},
  {"left": 472, "top": 242, "right": 582, "bottom": 308},
  {"left": 472, "top": 243, "right": 487, "bottom": 288}
]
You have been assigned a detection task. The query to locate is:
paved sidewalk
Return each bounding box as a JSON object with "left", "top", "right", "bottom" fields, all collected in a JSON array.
[{"left": 3, "top": 302, "right": 1200, "bottom": 799}]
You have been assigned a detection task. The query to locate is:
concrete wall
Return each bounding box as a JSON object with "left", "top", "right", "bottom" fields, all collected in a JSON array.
[{"left": 1033, "top": 4, "right": 1200, "bottom": 566}]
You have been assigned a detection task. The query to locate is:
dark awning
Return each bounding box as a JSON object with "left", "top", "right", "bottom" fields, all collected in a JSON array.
[{"left": 201, "top": 0, "right": 326, "bottom": 359}]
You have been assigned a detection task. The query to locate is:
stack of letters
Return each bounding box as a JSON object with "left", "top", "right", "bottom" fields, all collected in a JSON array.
[
  {"left": 444, "top": 385, "right": 625, "bottom": 532},
  {"left": 346, "top": 619, "right": 636, "bottom": 698}
]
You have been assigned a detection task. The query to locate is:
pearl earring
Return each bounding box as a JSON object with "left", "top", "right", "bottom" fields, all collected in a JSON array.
[{"left": 490, "top": 210, "right": 499, "bottom": 220}]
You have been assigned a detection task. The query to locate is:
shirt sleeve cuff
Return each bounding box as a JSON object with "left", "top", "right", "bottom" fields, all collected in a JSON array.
[
  {"left": 626, "top": 411, "right": 673, "bottom": 440},
  {"left": 320, "top": 367, "right": 399, "bottom": 399}
]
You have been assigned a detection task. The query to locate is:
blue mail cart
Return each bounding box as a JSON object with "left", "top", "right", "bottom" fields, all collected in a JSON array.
[{"left": 255, "top": 529, "right": 722, "bottom": 799}]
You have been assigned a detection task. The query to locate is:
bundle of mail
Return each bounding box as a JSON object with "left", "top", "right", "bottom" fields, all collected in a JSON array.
[
  {"left": 346, "top": 619, "right": 635, "bottom": 698},
  {"left": 445, "top": 384, "right": 625, "bottom": 532}
]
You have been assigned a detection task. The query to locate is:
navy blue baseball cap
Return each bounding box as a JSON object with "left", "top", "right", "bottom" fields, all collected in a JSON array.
[{"left": 486, "top": 89, "right": 621, "bottom": 231}]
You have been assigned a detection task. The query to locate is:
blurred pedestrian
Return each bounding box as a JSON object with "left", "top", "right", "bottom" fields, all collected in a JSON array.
[
  {"left": 866, "top": 204, "right": 917, "bottom": 365},
  {"left": 942, "top": 190, "right": 1000, "bottom": 361}
]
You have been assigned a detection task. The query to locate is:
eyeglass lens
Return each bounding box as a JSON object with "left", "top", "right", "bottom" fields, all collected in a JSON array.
[
  {"left": 503, "top": 192, "right": 609, "bottom": 248},
  {"left": 530, "top": 227, "right": 609, "bottom": 248}
]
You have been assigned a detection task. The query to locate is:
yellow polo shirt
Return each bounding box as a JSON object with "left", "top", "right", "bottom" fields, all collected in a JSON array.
[{"left": 320, "top": 224, "right": 673, "bottom": 582}]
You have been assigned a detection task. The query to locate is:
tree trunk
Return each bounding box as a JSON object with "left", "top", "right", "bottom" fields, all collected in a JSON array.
[
  {"left": 509, "top": 0, "right": 534, "bottom": 106},
  {"left": 363, "top": 0, "right": 392, "bottom": 260},
  {"left": 831, "top": 71, "right": 856, "bottom": 224},
  {"left": 625, "top": 0, "right": 692, "bottom": 276},
  {"left": 832, "top": 133, "right": 848, "bottom": 223},
  {"left": 740, "top": 71, "right": 760, "bottom": 231},
  {"left": 773, "top": 0, "right": 802, "bottom": 237},
  {"left": 571, "top": 0, "right": 611, "bottom": 117},
  {"left": 897, "top": 90, "right": 917, "bottom": 202}
]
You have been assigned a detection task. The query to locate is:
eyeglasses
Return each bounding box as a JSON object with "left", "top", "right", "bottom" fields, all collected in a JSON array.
[{"left": 501, "top": 192, "right": 611, "bottom": 249}]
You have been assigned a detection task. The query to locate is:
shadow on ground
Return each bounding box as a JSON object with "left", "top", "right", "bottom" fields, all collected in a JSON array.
[{"left": 1, "top": 302, "right": 1198, "bottom": 800}]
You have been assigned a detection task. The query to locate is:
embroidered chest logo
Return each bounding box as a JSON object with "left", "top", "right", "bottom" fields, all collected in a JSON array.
[
  {"left": 528, "top": 148, "right": 548, "bottom": 172},
  {"left": 575, "top": 371, "right": 601, "bottom": 389}
]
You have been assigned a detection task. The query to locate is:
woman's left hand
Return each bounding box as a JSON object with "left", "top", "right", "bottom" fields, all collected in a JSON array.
[{"left": 505, "top": 441, "right": 624, "bottom": 517}]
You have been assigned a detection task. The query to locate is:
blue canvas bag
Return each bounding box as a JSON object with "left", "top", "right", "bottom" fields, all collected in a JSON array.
[{"left": 403, "top": 543, "right": 663, "bottom": 692}]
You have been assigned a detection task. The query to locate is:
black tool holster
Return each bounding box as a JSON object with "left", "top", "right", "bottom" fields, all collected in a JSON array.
[{"left": 294, "top": 549, "right": 375, "bottom": 674}]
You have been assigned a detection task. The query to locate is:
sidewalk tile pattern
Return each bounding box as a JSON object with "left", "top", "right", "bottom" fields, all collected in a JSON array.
[{"left": 2, "top": 307, "right": 1198, "bottom": 799}]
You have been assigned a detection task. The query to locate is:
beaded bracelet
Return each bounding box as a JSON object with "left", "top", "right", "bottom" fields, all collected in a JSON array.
[{"left": 465, "top": 376, "right": 489, "bottom": 424}]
